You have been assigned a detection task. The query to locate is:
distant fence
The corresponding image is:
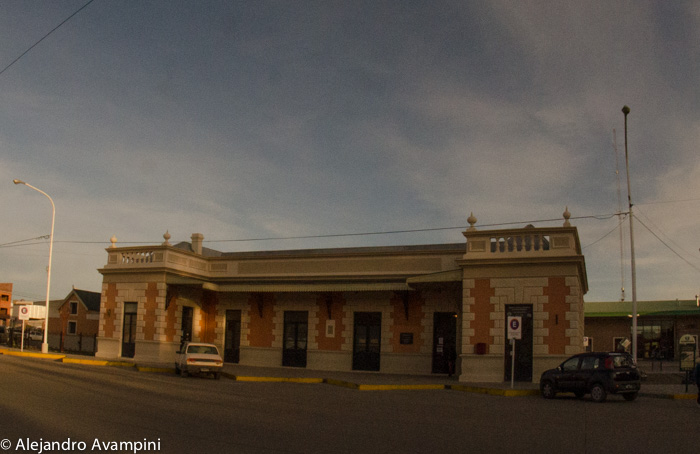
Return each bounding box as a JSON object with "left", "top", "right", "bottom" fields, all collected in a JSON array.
[
  {"left": 3, "top": 331, "right": 97, "bottom": 355},
  {"left": 52, "top": 333, "right": 97, "bottom": 355}
]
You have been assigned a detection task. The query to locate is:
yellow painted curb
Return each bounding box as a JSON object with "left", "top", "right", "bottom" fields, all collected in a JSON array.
[
  {"left": 670, "top": 394, "right": 698, "bottom": 400},
  {"left": 107, "top": 361, "right": 137, "bottom": 368},
  {"left": 62, "top": 357, "right": 110, "bottom": 366},
  {"left": 61, "top": 358, "right": 137, "bottom": 367},
  {"left": 137, "top": 366, "right": 175, "bottom": 373},
  {"left": 642, "top": 393, "right": 698, "bottom": 400},
  {"left": 357, "top": 384, "right": 447, "bottom": 391},
  {"left": 234, "top": 376, "right": 323, "bottom": 384},
  {"left": 3, "top": 351, "right": 66, "bottom": 360},
  {"left": 450, "top": 385, "right": 539, "bottom": 397},
  {"left": 323, "top": 380, "right": 445, "bottom": 391}
]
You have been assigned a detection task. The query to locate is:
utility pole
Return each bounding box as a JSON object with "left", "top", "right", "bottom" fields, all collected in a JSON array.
[{"left": 622, "top": 105, "right": 638, "bottom": 363}]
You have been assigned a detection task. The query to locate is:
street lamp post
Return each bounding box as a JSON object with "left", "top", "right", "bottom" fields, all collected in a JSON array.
[
  {"left": 621, "top": 106, "right": 639, "bottom": 363},
  {"left": 13, "top": 179, "right": 54, "bottom": 354}
]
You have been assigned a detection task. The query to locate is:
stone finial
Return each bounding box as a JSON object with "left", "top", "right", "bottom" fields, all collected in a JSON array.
[
  {"left": 109, "top": 235, "right": 117, "bottom": 248},
  {"left": 467, "top": 212, "right": 477, "bottom": 231},
  {"left": 563, "top": 206, "right": 571, "bottom": 227},
  {"left": 163, "top": 230, "right": 171, "bottom": 246}
]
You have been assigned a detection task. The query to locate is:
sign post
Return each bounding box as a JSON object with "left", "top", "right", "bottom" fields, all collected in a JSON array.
[
  {"left": 18, "top": 306, "right": 30, "bottom": 352},
  {"left": 507, "top": 316, "right": 522, "bottom": 389},
  {"left": 679, "top": 334, "right": 697, "bottom": 393}
]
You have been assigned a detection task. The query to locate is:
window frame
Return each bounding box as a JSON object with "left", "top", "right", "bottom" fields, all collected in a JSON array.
[{"left": 67, "top": 320, "right": 77, "bottom": 335}]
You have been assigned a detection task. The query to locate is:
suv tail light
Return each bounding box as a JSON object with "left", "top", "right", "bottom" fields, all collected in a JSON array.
[{"left": 604, "top": 357, "right": 614, "bottom": 369}]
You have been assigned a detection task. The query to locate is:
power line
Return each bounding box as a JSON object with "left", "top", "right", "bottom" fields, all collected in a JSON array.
[
  {"left": 581, "top": 214, "right": 627, "bottom": 250},
  {"left": 0, "top": 235, "right": 50, "bottom": 247},
  {"left": 0, "top": 212, "right": 626, "bottom": 248},
  {"left": 0, "top": 0, "right": 97, "bottom": 78},
  {"left": 634, "top": 206, "right": 694, "bottom": 263},
  {"left": 634, "top": 215, "right": 700, "bottom": 274},
  {"left": 10, "top": 291, "right": 46, "bottom": 302},
  {"left": 204, "top": 213, "right": 621, "bottom": 244}
]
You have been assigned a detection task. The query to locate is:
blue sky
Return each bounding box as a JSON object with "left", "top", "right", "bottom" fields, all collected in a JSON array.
[{"left": 1, "top": 1, "right": 699, "bottom": 303}]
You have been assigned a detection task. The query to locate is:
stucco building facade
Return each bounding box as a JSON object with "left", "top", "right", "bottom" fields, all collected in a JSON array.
[
  {"left": 0, "top": 283, "right": 12, "bottom": 327},
  {"left": 96, "top": 212, "right": 588, "bottom": 383}
]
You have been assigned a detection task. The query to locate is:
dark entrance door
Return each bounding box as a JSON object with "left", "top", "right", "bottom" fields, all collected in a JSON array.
[
  {"left": 181, "top": 306, "right": 193, "bottom": 349},
  {"left": 282, "top": 311, "right": 308, "bottom": 368},
  {"left": 504, "top": 304, "right": 533, "bottom": 382},
  {"left": 121, "top": 302, "right": 137, "bottom": 358},
  {"left": 353, "top": 312, "right": 382, "bottom": 371},
  {"left": 432, "top": 312, "right": 457, "bottom": 374},
  {"left": 224, "top": 310, "right": 241, "bottom": 363}
]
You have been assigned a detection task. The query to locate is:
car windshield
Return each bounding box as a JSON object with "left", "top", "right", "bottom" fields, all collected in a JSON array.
[{"left": 187, "top": 345, "right": 218, "bottom": 355}]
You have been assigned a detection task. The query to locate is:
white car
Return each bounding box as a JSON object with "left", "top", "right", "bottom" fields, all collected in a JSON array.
[{"left": 175, "top": 342, "right": 224, "bottom": 379}]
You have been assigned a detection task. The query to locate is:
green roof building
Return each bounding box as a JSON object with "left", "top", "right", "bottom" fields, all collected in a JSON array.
[{"left": 585, "top": 299, "right": 700, "bottom": 360}]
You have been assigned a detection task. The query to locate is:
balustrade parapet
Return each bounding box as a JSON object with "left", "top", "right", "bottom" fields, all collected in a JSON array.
[
  {"left": 103, "top": 245, "right": 211, "bottom": 273},
  {"left": 462, "top": 226, "right": 582, "bottom": 259}
]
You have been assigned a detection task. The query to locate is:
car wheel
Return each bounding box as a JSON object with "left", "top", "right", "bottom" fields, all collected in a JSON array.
[
  {"left": 540, "top": 381, "right": 556, "bottom": 399},
  {"left": 590, "top": 384, "right": 607, "bottom": 403},
  {"left": 175, "top": 364, "right": 180, "bottom": 375},
  {"left": 623, "top": 392, "right": 638, "bottom": 402},
  {"left": 214, "top": 372, "right": 221, "bottom": 380},
  {"left": 181, "top": 368, "right": 188, "bottom": 378}
]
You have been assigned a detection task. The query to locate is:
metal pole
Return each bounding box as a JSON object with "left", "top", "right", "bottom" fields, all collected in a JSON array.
[
  {"left": 511, "top": 338, "right": 515, "bottom": 389},
  {"left": 622, "top": 106, "right": 638, "bottom": 364},
  {"left": 21, "top": 320, "right": 26, "bottom": 352},
  {"left": 13, "top": 179, "right": 55, "bottom": 354}
]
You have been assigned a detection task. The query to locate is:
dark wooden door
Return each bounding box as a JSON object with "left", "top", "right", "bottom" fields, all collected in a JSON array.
[
  {"left": 282, "top": 311, "right": 308, "bottom": 368},
  {"left": 224, "top": 310, "right": 241, "bottom": 363},
  {"left": 353, "top": 312, "right": 381, "bottom": 371},
  {"left": 432, "top": 312, "right": 457, "bottom": 374},
  {"left": 121, "top": 302, "right": 137, "bottom": 358},
  {"left": 504, "top": 305, "right": 533, "bottom": 382}
]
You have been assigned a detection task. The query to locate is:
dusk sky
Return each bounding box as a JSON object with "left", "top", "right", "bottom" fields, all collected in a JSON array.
[{"left": 1, "top": 1, "right": 699, "bottom": 304}]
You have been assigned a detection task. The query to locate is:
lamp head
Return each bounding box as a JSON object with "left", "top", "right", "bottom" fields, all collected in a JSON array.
[
  {"left": 622, "top": 105, "right": 630, "bottom": 115},
  {"left": 13, "top": 179, "right": 25, "bottom": 185}
]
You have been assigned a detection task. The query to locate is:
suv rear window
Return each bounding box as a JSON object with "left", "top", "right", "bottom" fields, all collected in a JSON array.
[{"left": 609, "top": 354, "right": 634, "bottom": 368}]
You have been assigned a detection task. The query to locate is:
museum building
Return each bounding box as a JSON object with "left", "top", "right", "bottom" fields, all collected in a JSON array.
[{"left": 95, "top": 212, "right": 588, "bottom": 383}]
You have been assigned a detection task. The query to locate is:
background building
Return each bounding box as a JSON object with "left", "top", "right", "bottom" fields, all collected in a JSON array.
[
  {"left": 47, "top": 288, "right": 101, "bottom": 353},
  {"left": 585, "top": 299, "right": 700, "bottom": 360},
  {"left": 0, "top": 283, "right": 11, "bottom": 327}
]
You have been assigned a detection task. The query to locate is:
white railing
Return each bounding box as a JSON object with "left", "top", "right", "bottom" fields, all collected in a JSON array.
[
  {"left": 490, "top": 234, "right": 550, "bottom": 253},
  {"left": 120, "top": 251, "right": 155, "bottom": 264}
]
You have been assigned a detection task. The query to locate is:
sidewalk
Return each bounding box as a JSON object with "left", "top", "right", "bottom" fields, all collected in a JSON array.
[{"left": 2, "top": 347, "right": 697, "bottom": 399}]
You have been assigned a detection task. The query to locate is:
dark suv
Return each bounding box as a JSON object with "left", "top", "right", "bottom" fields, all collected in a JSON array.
[{"left": 540, "top": 352, "right": 641, "bottom": 402}]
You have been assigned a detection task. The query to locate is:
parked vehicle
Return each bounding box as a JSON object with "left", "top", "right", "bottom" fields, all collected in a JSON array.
[
  {"left": 0, "top": 326, "right": 7, "bottom": 344},
  {"left": 540, "top": 352, "right": 641, "bottom": 402},
  {"left": 175, "top": 342, "right": 224, "bottom": 379}
]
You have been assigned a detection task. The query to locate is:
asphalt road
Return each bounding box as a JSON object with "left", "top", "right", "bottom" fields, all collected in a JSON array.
[{"left": 0, "top": 355, "right": 698, "bottom": 454}]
